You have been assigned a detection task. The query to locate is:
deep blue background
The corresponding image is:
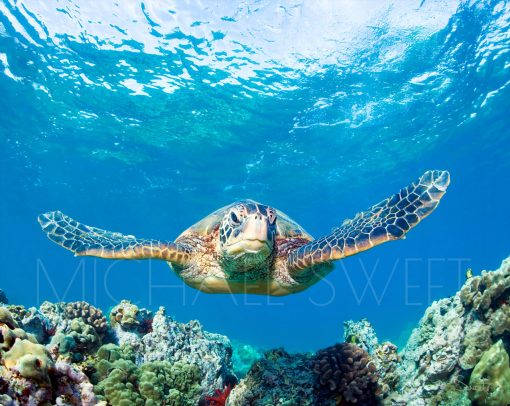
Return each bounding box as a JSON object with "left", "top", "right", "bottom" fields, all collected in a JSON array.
[{"left": 1, "top": 0, "right": 509, "bottom": 352}]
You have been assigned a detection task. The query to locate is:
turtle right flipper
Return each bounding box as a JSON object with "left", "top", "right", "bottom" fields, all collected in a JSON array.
[
  {"left": 38, "top": 211, "right": 192, "bottom": 265},
  {"left": 287, "top": 170, "right": 450, "bottom": 272}
]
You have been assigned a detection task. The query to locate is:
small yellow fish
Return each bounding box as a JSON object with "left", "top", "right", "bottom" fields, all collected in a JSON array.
[
  {"left": 347, "top": 334, "right": 359, "bottom": 344},
  {"left": 466, "top": 268, "right": 473, "bottom": 280}
]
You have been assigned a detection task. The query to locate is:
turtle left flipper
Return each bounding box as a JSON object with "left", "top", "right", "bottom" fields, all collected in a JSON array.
[
  {"left": 287, "top": 170, "right": 450, "bottom": 272},
  {"left": 38, "top": 211, "right": 192, "bottom": 265}
]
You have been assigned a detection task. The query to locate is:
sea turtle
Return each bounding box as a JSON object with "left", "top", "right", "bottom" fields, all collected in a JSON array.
[{"left": 38, "top": 170, "right": 450, "bottom": 296}]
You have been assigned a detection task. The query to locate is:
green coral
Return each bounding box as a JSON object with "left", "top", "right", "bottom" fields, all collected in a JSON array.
[
  {"left": 98, "top": 359, "right": 144, "bottom": 406},
  {"left": 469, "top": 340, "right": 510, "bottom": 406},
  {"left": 50, "top": 318, "right": 101, "bottom": 361},
  {"left": 138, "top": 361, "right": 201, "bottom": 406},
  {"left": 90, "top": 344, "right": 202, "bottom": 406}
]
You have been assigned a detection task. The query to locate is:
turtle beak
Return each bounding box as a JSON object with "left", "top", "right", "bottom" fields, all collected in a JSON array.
[
  {"left": 242, "top": 213, "right": 270, "bottom": 244},
  {"left": 224, "top": 214, "right": 273, "bottom": 257}
]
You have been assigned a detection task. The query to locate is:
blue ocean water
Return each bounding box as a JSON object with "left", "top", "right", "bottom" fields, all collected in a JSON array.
[{"left": 0, "top": 0, "right": 509, "bottom": 353}]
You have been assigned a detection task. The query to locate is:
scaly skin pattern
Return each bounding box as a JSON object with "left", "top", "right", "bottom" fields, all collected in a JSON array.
[
  {"left": 38, "top": 170, "right": 450, "bottom": 297},
  {"left": 172, "top": 232, "right": 333, "bottom": 296},
  {"left": 287, "top": 170, "right": 450, "bottom": 272}
]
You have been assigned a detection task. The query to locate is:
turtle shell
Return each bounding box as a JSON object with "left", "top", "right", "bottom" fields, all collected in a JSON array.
[{"left": 176, "top": 200, "right": 313, "bottom": 242}]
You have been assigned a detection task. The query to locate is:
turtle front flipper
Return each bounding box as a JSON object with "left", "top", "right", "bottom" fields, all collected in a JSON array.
[
  {"left": 287, "top": 170, "right": 450, "bottom": 272},
  {"left": 38, "top": 211, "right": 191, "bottom": 265}
]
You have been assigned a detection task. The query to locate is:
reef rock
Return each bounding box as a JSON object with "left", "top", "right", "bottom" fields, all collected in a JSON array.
[
  {"left": 227, "top": 348, "right": 319, "bottom": 405},
  {"left": 228, "top": 344, "right": 383, "bottom": 406},
  {"left": 342, "top": 319, "right": 400, "bottom": 398},
  {"left": 110, "top": 299, "right": 152, "bottom": 336},
  {"left": 386, "top": 256, "right": 510, "bottom": 405},
  {"left": 343, "top": 318, "right": 379, "bottom": 354},
  {"left": 141, "top": 306, "right": 235, "bottom": 395}
]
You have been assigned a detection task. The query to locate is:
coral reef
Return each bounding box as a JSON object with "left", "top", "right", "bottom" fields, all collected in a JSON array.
[
  {"left": 342, "top": 319, "right": 400, "bottom": 398},
  {"left": 49, "top": 317, "right": 101, "bottom": 361},
  {"left": 2, "top": 254, "right": 509, "bottom": 406},
  {"left": 89, "top": 343, "right": 202, "bottom": 405},
  {"left": 343, "top": 319, "right": 379, "bottom": 354},
  {"left": 314, "top": 343, "right": 380, "bottom": 405},
  {"left": 140, "top": 307, "right": 235, "bottom": 393},
  {"left": 0, "top": 306, "right": 96, "bottom": 405},
  {"left": 65, "top": 301, "right": 108, "bottom": 336},
  {"left": 227, "top": 348, "right": 319, "bottom": 405},
  {"left": 469, "top": 340, "right": 510, "bottom": 406},
  {"left": 0, "top": 298, "right": 235, "bottom": 405},
  {"left": 38, "top": 301, "right": 108, "bottom": 339},
  {"left": 109, "top": 300, "right": 152, "bottom": 336},
  {"left": 386, "top": 256, "right": 510, "bottom": 404},
  {"left": 373, "top": 341, "right": 400, "bottom": 397},
  {"left": 228, "top": 344, "right": 381, "bottom": 405}
]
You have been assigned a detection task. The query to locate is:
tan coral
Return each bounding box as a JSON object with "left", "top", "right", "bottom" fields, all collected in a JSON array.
[
  {"left": 373, "top": 341, "right": 400, "bottom": 396},
  {"left": 109, "top": 300, "right": 152, "bottom": 334},
  {"left": 490, "top": 303, "right": 510, "bottom": 336},
  {"left": 459, "top": 321, "right": 492, "bottom": 370},
  {"left": 0, "top": 307, "right": 19, "bottom": 330},
  {"left": 2, "top": 339, "right": 54, "bottom": 382},
  {"left": 5, "top": 305, "right": 29, "bottom": 326},
  {"left": 110, "top": 300, "right": 140, "bottom": 328},
  {"left": 64, "top": 301, "right": 108, "bottom": 335}
]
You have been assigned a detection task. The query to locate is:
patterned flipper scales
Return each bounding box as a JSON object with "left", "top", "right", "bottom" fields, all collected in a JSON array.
[
  {"left": 38, "top": 211, "right": 192, "bottom": 264},
  {"left": 287, "top": 170, "right": 450, "bottom": 272}
]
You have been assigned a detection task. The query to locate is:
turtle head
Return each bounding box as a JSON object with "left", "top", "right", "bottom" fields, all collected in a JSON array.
[{"left": 219, "top": 201, "right": 277, "bottom": 267}]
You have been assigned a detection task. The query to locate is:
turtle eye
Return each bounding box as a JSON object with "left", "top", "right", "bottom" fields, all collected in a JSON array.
[
  {"left": 230, "top": 211, "right": 240, "bottom": 225},
  {"left": 267, "top": 209, "right": 277, "bottom": 224}
]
